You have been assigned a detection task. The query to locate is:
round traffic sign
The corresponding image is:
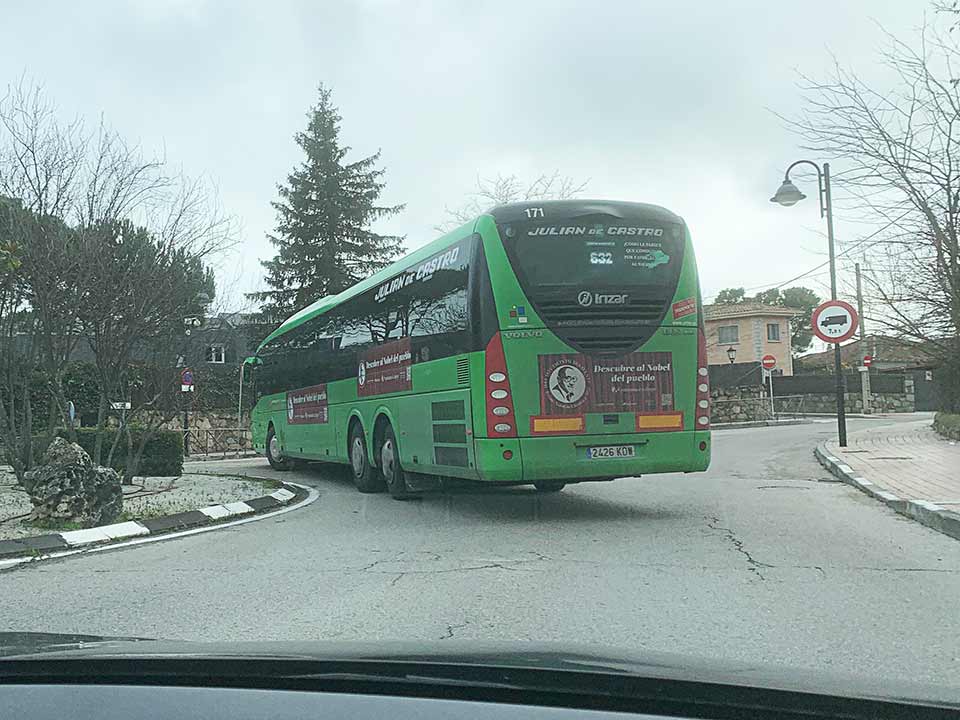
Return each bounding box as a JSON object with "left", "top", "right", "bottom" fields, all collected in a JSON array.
[
  {"left": 181, "top": 368, "right": 194, "bottom": 385},
  {"left": 811, "top": 300, "right": 859, "bottom": 344},
  {"left": 761, "top": 354, "right": 777, "bottom": 370},
  {"left": 863, "top": 355, "right": 873, "bottom": 367}
]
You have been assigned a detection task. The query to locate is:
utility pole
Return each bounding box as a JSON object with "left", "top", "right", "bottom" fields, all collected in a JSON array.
[{"left": 855, "top": 262, "right": 871, "bottom": 414}]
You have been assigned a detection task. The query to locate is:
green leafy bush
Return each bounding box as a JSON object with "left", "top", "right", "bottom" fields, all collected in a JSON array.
[
  {"left": 933, "top": 413, "right": 960, "bottom": 441},
  {"left": 32, "top": 428, "right": 184, "bottom": 476}
]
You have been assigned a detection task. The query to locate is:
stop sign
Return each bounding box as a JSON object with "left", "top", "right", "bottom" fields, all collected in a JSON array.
[{"left": 761, "top": 354, "right": 777, "bottom": 370}]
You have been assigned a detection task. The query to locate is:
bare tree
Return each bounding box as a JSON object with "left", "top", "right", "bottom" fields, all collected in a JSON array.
[
  {"left": 0, "top": 198, "right": 34, "bottom": 482},
  {"left": 0, "top": 80, "right": 178, "bottom": 438},
  {"left": 0, "top": 79, "right": 236, "bottom": 470},
  {"left": 436, "top": 171, "right": 589, "bottom": 232},
  {"left": 783, "top": 21, "right": 960, "bottom": 409}
]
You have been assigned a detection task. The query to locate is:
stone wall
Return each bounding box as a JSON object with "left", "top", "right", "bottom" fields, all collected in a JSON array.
[
  {"left": 795, "top": 390, "right": 915, "bottom": 414},
  {"left": 783, "top": 376, "right": 915, "bottom": 413},
  {"left": 710, "top": 386, "right": 772, "bottom": 424},
  {"left": 708, "top": 375, "right": 915, "bottom": 422},
  {"left": 158, "top": 410, "right": 251, "bottom": 455}
]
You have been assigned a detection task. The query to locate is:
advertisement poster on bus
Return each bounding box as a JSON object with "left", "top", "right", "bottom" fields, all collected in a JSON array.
[
  {"left": 287, "top": 384, "right": 328, "bottom": 425},
  {"left": 358, "top": 337, "right": 413, "bottom": 397},
  {"left": 538, "top": 352, "right": 675, "bottom": 415}
]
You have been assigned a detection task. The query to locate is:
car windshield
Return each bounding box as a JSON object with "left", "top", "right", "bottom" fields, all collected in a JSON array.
[{"left": 1, "top": 0, "right": 959, "bottom": 705}]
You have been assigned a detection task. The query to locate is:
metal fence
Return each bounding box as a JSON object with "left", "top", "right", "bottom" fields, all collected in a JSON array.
[
  {"left": 184, "top": 427, "right": 252, "bottom": 458},
  {"left": 773, "top": 394, "right": 806, "bottom": 419},
  {"left": 712, "top": 393, "right": 807, "bottom": 423}
]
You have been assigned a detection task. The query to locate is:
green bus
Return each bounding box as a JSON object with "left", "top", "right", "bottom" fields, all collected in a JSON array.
[{"left": 249, "top": 200, "right": 711, "bottom": 497}]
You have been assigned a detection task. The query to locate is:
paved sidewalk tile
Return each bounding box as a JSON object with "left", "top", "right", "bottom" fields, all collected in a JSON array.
[{"left": 825, "top": 420, "right": 960, "bottom": 505}]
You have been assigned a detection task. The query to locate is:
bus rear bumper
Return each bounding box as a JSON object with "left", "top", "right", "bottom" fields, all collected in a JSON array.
[{"left": 473, "top": 431, "right": 711, "bottom": 483}]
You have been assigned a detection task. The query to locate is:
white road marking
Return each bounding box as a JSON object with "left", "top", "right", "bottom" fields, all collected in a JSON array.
[
  {"left": 99, "top": 521, "right": 150, "bottom": 539},
  {"left": 223, "top": 501, "right": 254, "bottom": 515},
  {"left": 60, "top": 528, "right": 112, "bottom": 546},
  {"left": 0, "top": 482, "right": 318, "bottom": 570}
]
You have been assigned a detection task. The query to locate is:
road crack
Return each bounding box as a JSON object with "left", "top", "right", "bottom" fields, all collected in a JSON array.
[
  {"left": 705, "top": 515, "right": 772, "bottom": 580},
  {"left": 357, "top": 551, "right": 551, "bottom": 581},
  {"left": 440, "top": 621, "right": 469, "bottom": 640}
]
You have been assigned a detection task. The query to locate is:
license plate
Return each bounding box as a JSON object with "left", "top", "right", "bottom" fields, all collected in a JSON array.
[{"left": 587, "top": 445, "right": 635, "bottom": 459}]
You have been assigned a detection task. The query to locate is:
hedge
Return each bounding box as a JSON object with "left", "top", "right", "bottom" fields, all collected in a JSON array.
[
  {"left": 933, "top": 413, "right": 960, "bottom": 442},
  {"left": 32, "top": 428, "right": 183, "bottom": 477}
]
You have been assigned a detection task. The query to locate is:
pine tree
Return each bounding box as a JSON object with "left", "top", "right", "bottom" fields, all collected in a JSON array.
[{"left": 249, "top": 85, "right": 403, "bottom": 319}]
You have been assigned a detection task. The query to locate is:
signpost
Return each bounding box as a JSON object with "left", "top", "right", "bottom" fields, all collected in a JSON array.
[
  {"left": 180, "top": 368, "right": 195, "bottom": 456},
  {"left": 761, "top": 354, "right": 777, "bottom": 419},
  {"left": 858, "top": 355, "right": 873, "bottom": 415},
  {"left": 811, "top": 299, "right": 859, "bottom": 444}
]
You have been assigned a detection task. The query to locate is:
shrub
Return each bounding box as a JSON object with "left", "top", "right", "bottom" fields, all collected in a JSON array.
[
  {"left": 32, "top": 428, "right": 184, "bottom": 477},
  {"left": 933, "top": 413, "right": 960, "bottom": 442}
]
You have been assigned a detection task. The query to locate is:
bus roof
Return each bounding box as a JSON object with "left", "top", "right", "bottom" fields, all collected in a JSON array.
[
  {"left": 487, "top": 199, "right": 684, "bottom": 225},
  {"left": 256, "top": 199, "right": 685, "bottom": 352}
]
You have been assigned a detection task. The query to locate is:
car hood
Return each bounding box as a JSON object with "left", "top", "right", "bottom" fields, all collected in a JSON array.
[{"left": 0, "top": 633, "right": 957, "bottom": 708}]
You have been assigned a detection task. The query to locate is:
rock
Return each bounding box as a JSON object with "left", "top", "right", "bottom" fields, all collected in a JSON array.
[{"left": 23, "top": 437, "right": 122, "bottom": 527}]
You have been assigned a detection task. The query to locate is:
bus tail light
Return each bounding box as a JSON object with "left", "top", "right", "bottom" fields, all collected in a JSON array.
[
  {"left": 485, "top": 332, "right": 517, "bottom": 438},
  {"left": 696, "top": 322, "right": 710, "bottom": 430}
]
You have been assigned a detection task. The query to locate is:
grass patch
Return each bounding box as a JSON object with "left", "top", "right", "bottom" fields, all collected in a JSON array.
[
  {"left": 933, "top": 413, "right": 960, "bottom": 441},
  {"left": 249, "top": 476, "right": 282, "bottom": 490}
]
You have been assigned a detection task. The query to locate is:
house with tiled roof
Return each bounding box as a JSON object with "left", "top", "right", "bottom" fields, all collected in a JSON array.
[
  {"left": 796, "top": 334, "right": 934, "bottom": 373},
  {"left": 704, "top": 302, "right": 798, "bottom": 375}
]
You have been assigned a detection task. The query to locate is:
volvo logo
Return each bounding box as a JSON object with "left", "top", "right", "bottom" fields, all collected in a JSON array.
[{"left": 577, "top": 291, "right": 629, "bottom": 307}]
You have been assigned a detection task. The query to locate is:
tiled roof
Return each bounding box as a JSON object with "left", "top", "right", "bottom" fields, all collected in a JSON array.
[
  {"left": 798, "top": 335, "right": 935, "bottom": 369},
  {"left": 704, "top": 302, "right": 798, "bottom": 321}
]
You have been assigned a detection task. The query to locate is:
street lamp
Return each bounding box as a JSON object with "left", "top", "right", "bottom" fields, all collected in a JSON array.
[
  {"left": 770, "top": 160, "right": 847, "bottom": 446},
  {"left": 726, "top": 346, "right": 737, "bottom": 364}
]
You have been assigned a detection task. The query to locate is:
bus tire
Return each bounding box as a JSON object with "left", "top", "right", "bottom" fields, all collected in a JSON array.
[
  {"left": 349, "top": 422, "right": 384, "bottom": 493},
  {"left": 266, "top": 425, "right": 292, "bottom": 471},
  {"left": 534, "top": 481, "right": 565, "bottom": 493},
  {"left": 379, "top": 424, "right": 417, "bottom": 500}
]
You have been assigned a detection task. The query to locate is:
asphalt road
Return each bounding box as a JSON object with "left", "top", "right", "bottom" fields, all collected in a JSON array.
[{"left": 2, "top": 416, "right": 959, "bottom": 685}]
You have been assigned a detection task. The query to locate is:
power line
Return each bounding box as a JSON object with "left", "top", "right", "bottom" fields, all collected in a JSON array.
[{"left": 704, "top": 210, "right": 910, "bottom": 302}]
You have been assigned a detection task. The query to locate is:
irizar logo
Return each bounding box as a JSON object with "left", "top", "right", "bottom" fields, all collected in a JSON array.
[{"left": 577, "top": 291, "right": 628, "bottom": 307}]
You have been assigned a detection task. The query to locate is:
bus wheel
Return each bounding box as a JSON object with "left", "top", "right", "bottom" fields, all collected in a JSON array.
[
  {"left": 534, "top": 481, "right": 565, "bottom": 493},
  {"left": 266, "top": 426, "right": 292, "bottom": 471},
  {"left": 379, "top": 424, "right": 417, "bottom": 500},
  {"left": 349, "top": 423, "right": 384, "bottom": 493}
]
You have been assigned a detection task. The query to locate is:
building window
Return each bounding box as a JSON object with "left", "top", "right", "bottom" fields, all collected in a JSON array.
[
  {"left": 206, "top": 344, "right": 225, "bottom": 364},
  {"left": 718, "top": 325, "right": 739, "bottom": 344},
  {"left": 767, "top": 323, "right": 781, "bottom": 341}
]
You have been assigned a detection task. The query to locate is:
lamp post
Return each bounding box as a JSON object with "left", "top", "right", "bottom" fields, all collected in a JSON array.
[
  {"left": 726, "top": 346, "right": 737, "bottom": 364},
  {"left": 770, "top": 160, "right": 847, "bottom": 446}
]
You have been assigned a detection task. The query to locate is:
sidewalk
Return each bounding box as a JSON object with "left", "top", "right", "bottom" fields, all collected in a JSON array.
[{"left": 816, "top": 419, "right": 960, "bottom": 541}]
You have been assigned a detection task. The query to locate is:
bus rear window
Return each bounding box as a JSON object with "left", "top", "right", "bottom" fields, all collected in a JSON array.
[{"left": 499, "top": 216, "right": 684, "bottom": 291}]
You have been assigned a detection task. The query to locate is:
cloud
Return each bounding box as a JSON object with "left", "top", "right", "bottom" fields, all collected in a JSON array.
[{"left": 0, "top": 0, "right": 931, "bottom": 309}]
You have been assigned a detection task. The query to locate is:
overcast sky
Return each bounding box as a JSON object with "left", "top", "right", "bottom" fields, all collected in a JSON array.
[{"left": 0, "top": 0, "right": 931, "bottom": 316}]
